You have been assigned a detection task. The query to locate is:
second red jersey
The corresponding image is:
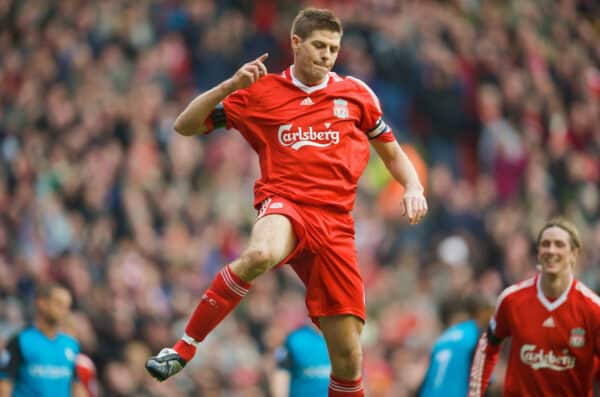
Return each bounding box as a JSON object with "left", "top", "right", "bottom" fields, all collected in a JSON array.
[
  {"left": 471, "top": 274, "right": 600, "bottom": 397},
  {"left": 222, "top": 66, "right": 395, "bottom": 212}
]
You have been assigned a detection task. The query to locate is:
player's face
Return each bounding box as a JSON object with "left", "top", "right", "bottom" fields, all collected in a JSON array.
[
  {"left": 537, "top": 226, "right": 577, "bottom": 278},
  {"left": 39, "top": 288, "right": 72, "bottom": 326},
  {"left": 292, "top": 29, "right": 341, "bottom": 85}
]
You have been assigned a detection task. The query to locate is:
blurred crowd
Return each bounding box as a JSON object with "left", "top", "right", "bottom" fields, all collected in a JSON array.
[{"left": 1, "top": 0, "right": 599, "bottom": 396}]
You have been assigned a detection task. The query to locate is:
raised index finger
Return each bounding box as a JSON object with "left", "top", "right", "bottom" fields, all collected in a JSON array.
[
  {"left": 254, "top": 53, "right": 269, "bottom": 75},
  {"left": 256, "top": 53, "right": 269, "bottom": 62}
]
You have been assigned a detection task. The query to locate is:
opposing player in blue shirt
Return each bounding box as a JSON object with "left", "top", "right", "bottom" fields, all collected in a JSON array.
[
  {"left": 0, "top": 284, "right": 86, "bottom": 397},
  {"left": 271, "top": 324, "right": 331, "bottom": 397},
  {"left": 418, "top": 293, "right": 495, "bottom": 397}
]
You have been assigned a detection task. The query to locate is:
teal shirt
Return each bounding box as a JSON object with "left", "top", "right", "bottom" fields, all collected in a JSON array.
[
  {"left": 0, "top": 327, "right": 80, "bottom": 397},
  {"left": 419, "top": 320, "right": 480, "bottom": 397},
  {"left": 275, "top": 325, "right": 331, "bottom": 397}
]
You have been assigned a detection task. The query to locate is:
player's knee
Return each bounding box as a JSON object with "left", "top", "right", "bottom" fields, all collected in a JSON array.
[
  {"left": 239, "top": 248, "right": 276, "bottom": 278},
  {"left": 330, "top": 345, "right": 362, "bottom": 377}
]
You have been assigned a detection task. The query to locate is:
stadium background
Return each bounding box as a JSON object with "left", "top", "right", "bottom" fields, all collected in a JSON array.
[{"left": 0, "top": 0, "right": 599, "bottom": 395}]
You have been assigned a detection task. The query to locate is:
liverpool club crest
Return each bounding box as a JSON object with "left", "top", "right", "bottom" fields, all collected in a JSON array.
[
  {"left": 333, "top": 99, "right": 348, "bottom": 119},
  {"left": 569, "top": 328, "right": 585, "bottom": 348}
]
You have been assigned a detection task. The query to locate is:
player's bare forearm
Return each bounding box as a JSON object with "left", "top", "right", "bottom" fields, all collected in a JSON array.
[
  {"left": 269, "top": 370, "right": 290, "bottom": 397},
  {"left": 174, "top": 53, "right": 268, "bottom": 136},
  {"left": 372, "top": 140, "right": 427, "bottom": 223},
  {"left": 373, "top": 140, "right": 422, "bottom": 190},
  {"left": 0, "top": 380, "right": 12, "bottom": 397},
  {"left": 71, "top": 381, "right": 87, "bottom": 397},
  {"left": 173, "top": 80, "right": 236, "bottom": 136}
]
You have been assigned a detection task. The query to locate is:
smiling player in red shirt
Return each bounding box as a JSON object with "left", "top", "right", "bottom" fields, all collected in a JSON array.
[
  {"left": 469, "top": 218, "right": 600, "bottom": 397},
  {"left": 145, "top": 7, "right": 427, "bottom": 397}
]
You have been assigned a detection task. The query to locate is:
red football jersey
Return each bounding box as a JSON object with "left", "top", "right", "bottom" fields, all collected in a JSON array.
[
  {"left": 469, "top": 274, "right": 600, "bottom": 397},
  {"left": 222, "top": 66, "right": 395, "bottom": 212}
]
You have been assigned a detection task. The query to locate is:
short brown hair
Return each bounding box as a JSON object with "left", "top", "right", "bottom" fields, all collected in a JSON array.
[
  {"left": 536, "top": 217, "right": 582, "bottom": 251},
  {"left": 35, "top": 283, "right": 63, "bottom": 298},
  {"left": 291, "top": 8, "right": 343, "bottom": 40}
]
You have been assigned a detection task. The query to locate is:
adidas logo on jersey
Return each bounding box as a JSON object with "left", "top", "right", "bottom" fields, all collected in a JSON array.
[
  {"left": 300, "top": 97, "right": 314, "bottom": 106},
  {"left": 542, "top": 316, "right": 555, "bottom": 328}
]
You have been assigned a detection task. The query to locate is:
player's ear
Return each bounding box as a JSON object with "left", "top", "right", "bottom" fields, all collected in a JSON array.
[
  {"left": 571, "top": 249, "right": 579, "bottom": 267},
  {"left": 291, "top": 34, "right": 302, "bottom": 50}
]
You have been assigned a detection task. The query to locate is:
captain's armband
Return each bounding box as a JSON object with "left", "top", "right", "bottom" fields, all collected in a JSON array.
[
  {"left": 366, "top": 118, "right": 391, "bottom": 140},
  {"left": 206, "top": 103, "right": 226, "bottom": 131},
  {"left": 486, "top": 326, "right": 502, "bottom": 345}
]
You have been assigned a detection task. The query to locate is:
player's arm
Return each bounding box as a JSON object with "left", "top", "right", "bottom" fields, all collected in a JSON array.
[
  {"left": 173, "top": 53, "right": 268, "bottom": 136},
  {"left": 71, "top": 358, "right": 88, "bottom": 397},
  {"left": 469, "top": 287, "right": 513, "bottom": 397},
  {"left": 371, "top": 139, "right": 427, "bottom": 224},
  {"left": 468, "top": 328, "right": 503, "bottom": 397},
  {"left": 0, "top": 336, "right": 22, "bottom": 397},
  {"left": 270, "top": 345, "right": 292, "bottom": 397},
  {"left": 75, "top": 353, "right": 98, "bottom": 397},
  {"left": 414, "top": 356, "right": 432, "bottom": 397},
  {"left": 0, "top": 380, "right": 11, "bottom": 397},
  {"left": 468, "top": 289, "right": 515, "bottom": 397},
  {"left": 270, "top": 369, "right": 291, "bottom": 397},
  {"left": 71, "top": 381, "right": 87, "bottom": 397}
]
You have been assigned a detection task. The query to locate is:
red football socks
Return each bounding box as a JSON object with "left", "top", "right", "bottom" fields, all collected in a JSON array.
[
  {"left": 329, "top": 375, "right": 364, "bottom": 396},
  {"left": 172, "top": 339, "right": 197, "bottom": 362},
  {"left": 173, "top": 265, "right": 251, "bottom": 362}
]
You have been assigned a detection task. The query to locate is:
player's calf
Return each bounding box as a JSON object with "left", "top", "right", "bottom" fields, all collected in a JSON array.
[{"left": 146, "top": 265, "right": 251, "bottom": 380}]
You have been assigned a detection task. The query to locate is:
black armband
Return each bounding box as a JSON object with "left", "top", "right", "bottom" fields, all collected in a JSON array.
[
  {"left": 274, "top": 346, "right": 292, "bottom": 370},
  {"left": 0, "top": 334, "right": 23, "bottom": 379},
  {"left": 366, "top": 118, "right": 391, "bottom": 140},
  {"left": 486, "top": 325, "right": 502, "bottom": 345},
  {"left": 209, "top": 103, "right": 226, "bottom": 130}
]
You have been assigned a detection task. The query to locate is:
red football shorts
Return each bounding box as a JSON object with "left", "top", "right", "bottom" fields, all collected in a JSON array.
[{"left": 257, "top": 196, "right": 365, "bottom": 325}]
